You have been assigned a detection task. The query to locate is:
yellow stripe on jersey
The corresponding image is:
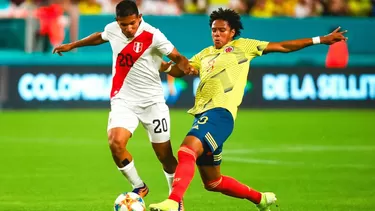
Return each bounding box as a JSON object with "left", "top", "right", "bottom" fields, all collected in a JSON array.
[
  {"left": 205, "top": 132, "right": 218, "bottom": 151},
  {"left": 188, "top": 38, "right": 269, "bottom": 120},
  {"left": 213, "top": 153, "right": 222, "bottom": 162}
]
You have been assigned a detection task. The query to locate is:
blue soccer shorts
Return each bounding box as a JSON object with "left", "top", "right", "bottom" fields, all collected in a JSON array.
[{"left": 186, "top": 108, "right": 234, "bottom": 166}]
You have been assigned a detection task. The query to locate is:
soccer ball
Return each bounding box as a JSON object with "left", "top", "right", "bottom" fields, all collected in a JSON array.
[{"left": 114, "top": 192, "right": 146, "bottom": 211}]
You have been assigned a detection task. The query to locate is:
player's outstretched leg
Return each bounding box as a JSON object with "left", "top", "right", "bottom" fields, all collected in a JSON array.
[
  {"left": 108, "top": 127, "right": 149, "bottom": 198},
  {"left": 204, "top": 175, "right": 277, "bottom": 211},
  {"left": 149, "top": 136, "right": 204, "bottom": 211},
  {"left": 151, "top": 141, "right": 184, "bottom": 211}
]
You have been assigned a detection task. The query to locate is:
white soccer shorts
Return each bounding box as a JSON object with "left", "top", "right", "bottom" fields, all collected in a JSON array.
[{"left": 107, "top": 100, "right": 171, "bottom": 143}]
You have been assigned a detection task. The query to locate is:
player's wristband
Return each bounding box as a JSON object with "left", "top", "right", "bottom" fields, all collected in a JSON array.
[
  {"left": 312, "top": 36, "right": 320, "bottom": 45},
  {"left": 164, "top": 65, "right": 172, "bottom": 73}
]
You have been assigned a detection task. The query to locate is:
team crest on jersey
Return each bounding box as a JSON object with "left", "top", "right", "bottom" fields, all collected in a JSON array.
[
  {"left": 133, "top": 42, "right": 143, "bottom": 53},
  {"left": 224, "top": 46, "right": 234, "bottom": 53}
]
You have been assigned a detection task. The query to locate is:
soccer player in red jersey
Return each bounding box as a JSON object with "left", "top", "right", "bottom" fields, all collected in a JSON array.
[{"left": 53, "top": 1, "right": 194, "bottom": 210}]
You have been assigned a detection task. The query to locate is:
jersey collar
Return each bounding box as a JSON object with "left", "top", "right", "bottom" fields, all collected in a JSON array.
[{"left": 212, "top": 40, "right": 235, "bottom": 51}]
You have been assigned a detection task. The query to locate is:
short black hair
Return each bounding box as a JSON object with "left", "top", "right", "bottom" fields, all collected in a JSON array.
[
  {"left": 209, "top": 8, "right": 243, "bottom": 38},
  {"left": 116, "top": 0, "right": 139, "bottom": 17}
]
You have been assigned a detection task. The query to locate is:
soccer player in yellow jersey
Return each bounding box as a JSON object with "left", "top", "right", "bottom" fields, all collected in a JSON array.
[{"left": 151, "top": 8, "right": 347, "bottom": 211}]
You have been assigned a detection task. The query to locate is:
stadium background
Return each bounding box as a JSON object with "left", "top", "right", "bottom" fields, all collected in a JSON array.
[{"left": 0, "top": 0, "right": 375, "bottom": 211}]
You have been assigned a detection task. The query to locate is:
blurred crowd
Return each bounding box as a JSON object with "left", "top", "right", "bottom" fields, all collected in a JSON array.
[
  {"left": 0, "top": 0, "right": 374, "bottom": 17},
  {"left": 0, "top": 0, "right": 372, "bottom": 53},
  {"left": 240, "top": 0, "right": 374, "bottom": 17}
]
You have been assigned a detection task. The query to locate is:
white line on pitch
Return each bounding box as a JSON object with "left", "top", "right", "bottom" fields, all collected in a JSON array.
[
  {"left": 224, "top": 145, "right": 375, "bottom": 155},
  {"left": 224, "top": 157, "right": 375, "bottom": 169}
]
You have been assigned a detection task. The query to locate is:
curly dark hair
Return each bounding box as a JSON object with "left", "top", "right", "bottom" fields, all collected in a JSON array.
[{"left": 209, "top": 8, "right": 243, "bottom": 38}]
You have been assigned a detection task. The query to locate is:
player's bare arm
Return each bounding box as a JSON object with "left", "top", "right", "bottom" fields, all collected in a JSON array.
[
  {"left": 158, "top": 61, "right": 182, "bottom": 77},
  {"left": 159, "top": 61, "right": 198, "bottom": 78},
  {"left": 53, "top": 32, "right": 108, "bottom": 56},
  {"left": 263, "top": 27, "right": 348, "bottom": 54},
  {"left": 159, "top": 61, "right": 172, "bottom": 73},
  {"left": 166, "top": 48, "right": 197, "bottom": 76}
]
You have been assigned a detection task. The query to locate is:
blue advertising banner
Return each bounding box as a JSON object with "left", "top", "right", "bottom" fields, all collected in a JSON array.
[
  {"left": 3, "top": 66, "right": 375, "bottom": 109},
  {"left": 246, "top": 67, "right": 375, "bottom": 108}
]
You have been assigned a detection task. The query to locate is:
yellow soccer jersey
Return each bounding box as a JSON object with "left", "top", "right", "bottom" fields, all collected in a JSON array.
[{"left": 188, "top": 38, "right": 269, "bottom": 120}]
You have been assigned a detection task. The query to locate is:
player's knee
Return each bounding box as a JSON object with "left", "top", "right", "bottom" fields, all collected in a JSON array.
[
  {"left": 204, "top": 184, "right": 221, "bottom": 192},
  {"left": 204, "top": 177, "right": 223, "bottom": 192},
  {"left": 177, "top": 145, "right": 199, "bottom": 160},
  {"left": 108, "top": 130, "right": 129, "bottom": 153},
  {"left": 108, "top": 136, "right": 125, "bottom": 153},
  {"left": 204, "top": 184, "right": 215, "bottom": 192}
]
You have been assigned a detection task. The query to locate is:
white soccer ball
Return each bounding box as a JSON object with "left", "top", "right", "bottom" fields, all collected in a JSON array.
[{"left": 114, "top": 192, "right": 146, "bottom": 211}]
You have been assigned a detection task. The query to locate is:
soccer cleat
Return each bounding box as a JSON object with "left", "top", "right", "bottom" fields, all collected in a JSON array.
[
  {"left": 132, "top": 183, "right": 149, "bottom": 198},
  {"left": 149, "top": 199, "right": 179, "bottom": 211},
  {"left": 178, "top": 199, "right": 184, "bottom": 211},
  {"left": 256, "top": 192, "right": 277, "bottom": 211}
]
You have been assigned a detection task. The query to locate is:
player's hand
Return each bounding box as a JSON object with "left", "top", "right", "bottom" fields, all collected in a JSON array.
[
  {"left": 321, "top": 27, "right": 348, "bottom": 45},
  {"left": 160, "top": 60, "right": 173, "bottom": 72},
  {"left": 52, "top": 43, "right": 74, "bottom": 56},
  {"left": 183, "top": 65, "right": 198, "bottom": 76}
]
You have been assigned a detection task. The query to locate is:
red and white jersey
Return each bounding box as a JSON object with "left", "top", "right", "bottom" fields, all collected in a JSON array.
[{"left": 101, "top": 20, "right": 174, "bottom": 106}]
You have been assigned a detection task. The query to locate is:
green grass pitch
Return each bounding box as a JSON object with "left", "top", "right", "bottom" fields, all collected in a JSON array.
[{"left": 0, "top": 109, "right": 374, "bottom": 211}]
